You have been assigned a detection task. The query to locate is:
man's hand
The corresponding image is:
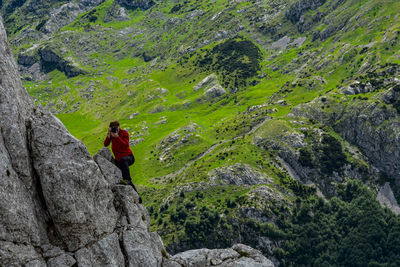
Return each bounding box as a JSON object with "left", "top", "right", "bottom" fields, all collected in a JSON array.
[
  {"left": 107, "top": 127, "right": 111, "bottom": 138},
  {"left": 111, "top": 132, "right": 119, "bottom": 138}
]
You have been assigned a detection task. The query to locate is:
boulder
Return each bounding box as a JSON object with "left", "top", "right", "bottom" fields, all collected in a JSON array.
[
  {"left": 194, "top": 74, "right": 226, "bottom": 101},
  {"left": 164, "top": 244, "right": 274, "bottom": 267},
  {"left": 123, "top": 229, "right": 163, "bottom": 267}
]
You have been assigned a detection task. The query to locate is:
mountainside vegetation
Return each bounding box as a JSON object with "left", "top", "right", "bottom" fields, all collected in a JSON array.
[{"left": 2, "top": 0, "right": 400, "bottom": 265}]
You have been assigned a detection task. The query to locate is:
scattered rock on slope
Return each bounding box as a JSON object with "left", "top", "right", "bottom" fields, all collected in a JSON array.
[
  {"left": 39, "top": 46, "right": 86, "bottom": 78},
  {"left": 164, "top": 244, "right": 274, "bottom": 267},
  {"left": 209, "top": 163, "right": 273, "bottom": 186},
  {"left": 0, "top": 20, "right": 274, "bottom": 267},
  {"left": 194, "top": 74, "right": 226, "bottom": 101},
  {"left": 116, "top": 0, "right": 155, "bottom": 10}
]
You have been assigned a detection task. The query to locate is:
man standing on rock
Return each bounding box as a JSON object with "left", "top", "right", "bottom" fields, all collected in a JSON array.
[{"left": 104, "top": 120, "right": 142, "bottom": 203}]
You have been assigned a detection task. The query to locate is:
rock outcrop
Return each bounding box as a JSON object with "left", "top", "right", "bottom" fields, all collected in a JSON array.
[
  {"left": 116, "top": 0, "right": 155, "bottom": 10},
  {"left": 194, "top": 74, "right": 226, "bottom": 101},
  {"left": 209, "top": 163, "right": 272, "bottom": 186},
  {"left": 40, "top": 0, "right": 104, "bottom": 34},
  {"left": 164, "top": 244, "right": 274, "bottom": 267},
  {"left": 0, "top": 20, "right": 274, "bottom": 266},
  {"left": 104, "top": 2, "right": 131, "bottom": 23},
  {"left": 39, "top": 46, "right": 86, "bottom": 78},
  {"left": 285, "top": 0, "right": 326, "bottom": 24}
]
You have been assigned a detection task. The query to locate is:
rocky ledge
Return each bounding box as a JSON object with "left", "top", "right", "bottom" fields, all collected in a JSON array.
[{"left": 0, "top": 20, "right": 274, "bottom": 267}]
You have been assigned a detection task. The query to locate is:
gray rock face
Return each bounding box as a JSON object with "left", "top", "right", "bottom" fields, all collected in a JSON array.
[
  {"left": 377, "top": 183, "right": 400, "bottom": 215},
  {"left": 164, "top": 244, "right": 274, "bottom": 267},
  {"left": 340, "top": 81, "right": 374, "bottom": 95},
  {"left": 75, "top": 233, "right": 124, "bottom": 267},
  {"left": 28, "top": 107, "right": 118, "bottom": 251},
  {"left": 123, "top": 229, "right": 163, "bottom": 267},
  {"left": 286, "top": 0, "right": 326, "bottom": 23},
  {"left": 104, "top": 2, "right": 131, "bottom": 22},
  {"left": 94, "top": 148, "right": 121, "bottom": 185},
  {"left": 0, "top": 20, "right": 274, "bottom": 266},
  {"left": 290, "top": 91, "right": 400, "bottom": 195},
  {"left": 194, "top": 74, "right": 226, "bottom": 101},
  {"left": 0, "top": 20, "right": 49, "bottom": 265},
  {"left": 47, "top": 253, "right": 76, "bottom": 267},
  {"left": 209, "top": 164, "right": 272, "bottom": 186},
  {"left": 18, "top": 54, "right": 38, "bottom": 67},
  {"left": 42, "top": 0, "right": 104, "bottom": 34},
  {"left": 116, "top": 0, "right": 155, "bottom": 10},
  {"left": 39, "top": 47, "right": 86, "bottom": 78}
]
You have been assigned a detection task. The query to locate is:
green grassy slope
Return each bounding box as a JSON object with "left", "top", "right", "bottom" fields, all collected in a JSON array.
[{"left": 5, "top": 0, "right": 400, "bottom": 263}]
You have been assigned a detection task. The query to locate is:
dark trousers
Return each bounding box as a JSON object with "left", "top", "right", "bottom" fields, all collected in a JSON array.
[
  {"left": 115, "top": 154, "right": 135, "bottom": 180},
  {"left": 115, "top": 155, "right": 138, "bottom": 190}
]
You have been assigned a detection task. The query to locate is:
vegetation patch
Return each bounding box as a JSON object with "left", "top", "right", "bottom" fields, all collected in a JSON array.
[
  {"left": 193, "top": 37, "right": 262, "bottom": 90},
  {"left": 277, "top": 180, "right": 400, "bottom": 266}
]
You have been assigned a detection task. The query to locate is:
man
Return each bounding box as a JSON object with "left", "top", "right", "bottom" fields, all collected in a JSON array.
[{"left": 104, "top": 120, "right": 142, "bottom": 203}]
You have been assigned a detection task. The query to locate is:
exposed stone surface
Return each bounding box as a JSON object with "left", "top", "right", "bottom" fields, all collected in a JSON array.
[
  {"left": 194, "top": 74, "right": 226, "bottom": 100},
  {"left": 28, "top": 107, "right": 118, "bottom": 251},
  {"left": 0, "top": 20, "right": 274, "bottom": 266},
  {"left": 164, "top": 244, "right": 274, "bottom": 267},
  {"left": 123, "top": 229, "right": 163, "bottom": 267},
  {"left": 75, "top": 233, "right": 124, "bottom": 267},
  {"left": 42, "top": 0, "right": 104, "bottom": 34},
  {"left": 95, "top": 146, "right": 115, "bottom": 162},
  {"left": 286, "top": 0, "right": 326, "bottom": 23},
  {"left": 116, "top": 0, "right": 155, "bottom": 10},
  {"left": 47, "top": 253, "right": 76, "bottom": 267},
  {"left": 94, "top": 148, "right": 121, "bottom": 185},
  {"left": 209, "top": 163, "right": 272, "bottom": 186},
  {"left": 157, "top": 123, "right": 201, "bottom": 162},
  {"left": 39, "top": 46, "right": 86, "bottom": 78},
  {"left": 292, "top": 96, "right": 400, "bottom": 180},
  {"left": 377, "top": 182, "right": 400, "bottom": 215},
  {"left": 18, "top": 53, "right": 38, "bottom": 67},
  {"left": 112, "top": 185, "right": 149, "bottom": 228},
  {"left": 104, "top": 2, "right": 131, "bottom": 22},
  {"left": 340, "top": 81, "right": 374, "bottom": 95}
]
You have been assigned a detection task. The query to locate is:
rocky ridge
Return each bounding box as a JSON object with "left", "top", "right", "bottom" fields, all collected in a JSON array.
[{"left": 0, "top": 20, "right": 274, "bottom": 266}]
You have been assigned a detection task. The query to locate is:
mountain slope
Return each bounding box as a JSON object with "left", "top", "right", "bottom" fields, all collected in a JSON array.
[
  {"left": 2, "top": 0, "right": 400, "bottom": 264},
  {"left": 0, "top": 19, "right": 275, "bottom": 266}
]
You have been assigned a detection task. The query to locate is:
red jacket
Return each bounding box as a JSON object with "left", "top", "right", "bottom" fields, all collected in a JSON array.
[{"left": 104, "top": 129, "right": 133, "bottom": 162}]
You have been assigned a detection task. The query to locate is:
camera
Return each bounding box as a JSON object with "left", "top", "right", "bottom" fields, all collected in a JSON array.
[{"left": 111, "top": 127, "right": 118, "bottom": 133}]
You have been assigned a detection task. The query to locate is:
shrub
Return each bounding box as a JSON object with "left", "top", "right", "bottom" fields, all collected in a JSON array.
[
  {"left": 319, "top": 134, "right": 347, "bottom": 174},
  {"left": 298, "top": 148, "right": 314, "bottom": 167},
  {"left": 194, "top": 37, "right": 262, "bottom": 89}
]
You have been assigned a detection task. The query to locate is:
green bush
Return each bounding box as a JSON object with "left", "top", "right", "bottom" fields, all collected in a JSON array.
[
  {"left": 194, "top": 37, "right": 262, "bottom": 90},
  {"left": 298, "top": 148, "right": 314, "bottom": 167},
  {"left": 320, "top": 134, "right": 347, "bottom": 174}
]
